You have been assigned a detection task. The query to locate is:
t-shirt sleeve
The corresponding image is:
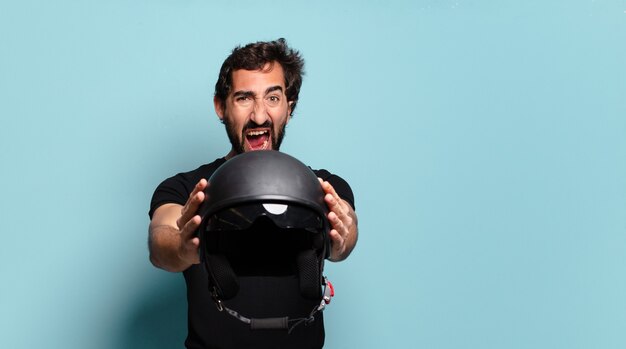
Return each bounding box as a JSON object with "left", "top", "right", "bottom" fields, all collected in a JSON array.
[
  {"left": 149, "top": 174, "right": 194, "bottom": 219},
  {"left": 149, "top": 160, "right": 226, "bottom": 219},
  {"left": 314, "top": 169, "right": 356, "bottom": 211}
]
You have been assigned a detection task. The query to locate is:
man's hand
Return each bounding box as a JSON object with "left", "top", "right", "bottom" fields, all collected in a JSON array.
[
  {"left": 175, "top": 178, "right": 208, "bottom": 265},
  {"left": 149, "top": 179, "right": 208, "bottom": 272},
  {"left": 319, "top": 179, "right": 358, "bottom": 262}
]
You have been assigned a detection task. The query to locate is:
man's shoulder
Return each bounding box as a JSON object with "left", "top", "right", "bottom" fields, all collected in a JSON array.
[
  {"left": 149, "top": 158, "right": 226, "bottom": 218},
  {"left": 175, "top": 158, "right": 227, "bottom": 182},
  {"left": 159, "top": 157, "right": 227, "bottom": 195}
]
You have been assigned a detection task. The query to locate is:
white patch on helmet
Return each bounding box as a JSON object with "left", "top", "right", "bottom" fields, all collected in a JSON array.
[{"left": 263, "top": 203, "right": 288, "bottom": 215}]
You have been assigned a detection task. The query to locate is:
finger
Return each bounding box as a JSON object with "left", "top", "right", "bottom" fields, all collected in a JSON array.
[
  {"left": 181, "top": 234, "right": 201, "bottom": 265},
  {"left": 182, "top": 190, "right": 205, "bottom": 220},
  {"left": 180, "top": 215, "right": 202, "bottom": 240},
  {"left": 321, "top": 180, "right": 349, "bottom": 211},
  {"left": 328, "top": 211, "right": 345, "bottom": 231},
  {"left": 177, "top": 191, "right": 204, "bottom": 229},
  {"left": 328, "top": 229, "right": 346, "bottom": 260},
  {"left": 190, "top": 236, "right": 200, "bottom": 247},
  {"left": 188, "top": 236, "right": 201, "bottom": 264},
  {"left": 325, "top": 193, "right": 350, "bottom": 223},
  {"left": 188, "top": 178, "right": 208, "bottom": 200},
  {"left": 321, "top": 180, "right": 340, "bottom": 201},
  {"left": 328, "top": 229, "right": 343, "bottom": 245},
  {"left": 328, "top": 211, "right": 349, "bottom": 248},
  {"left": 178, "top": 179, "right": 207, "bottom": 228}
]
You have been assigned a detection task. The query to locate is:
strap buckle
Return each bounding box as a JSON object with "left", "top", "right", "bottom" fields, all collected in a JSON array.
[
  {"left": 318, "top": 277, "right": 335, "bottom": 311},
  {"left": 211, "top": 287, "right": 224, "bottom": 312}
]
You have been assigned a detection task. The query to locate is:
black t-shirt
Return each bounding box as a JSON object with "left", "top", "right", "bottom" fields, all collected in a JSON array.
[{"left": 149, "top": 157, "right": 355, "bottom": 349}]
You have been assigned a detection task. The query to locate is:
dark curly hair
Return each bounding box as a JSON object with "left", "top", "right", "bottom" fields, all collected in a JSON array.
[{"left": 214, "top": 38, "right": 305, "bottom": 115}]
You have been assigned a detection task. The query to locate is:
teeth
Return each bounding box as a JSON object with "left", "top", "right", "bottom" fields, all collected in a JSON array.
[
  {"left": 247, "top": 130, "right": 268, "bottom": 136},
  {"left": 262, "top": 140, "right": 268, "bottom": 150}
]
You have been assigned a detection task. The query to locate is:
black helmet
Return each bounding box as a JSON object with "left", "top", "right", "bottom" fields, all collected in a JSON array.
[{"left": 197, "top": 150, "right": 334, "bottom": 332}]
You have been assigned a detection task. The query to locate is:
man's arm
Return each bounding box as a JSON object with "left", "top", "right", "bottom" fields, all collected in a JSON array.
[
  {"left": 148, "top": 179, "right": 207, "bottom": 272},
  {"left": 320, "top": 179, "right": 358, "bottom": 262}
]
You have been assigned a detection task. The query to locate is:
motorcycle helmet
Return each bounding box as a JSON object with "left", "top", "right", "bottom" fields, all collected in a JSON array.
[{"left": 197, "top": 150, "right": 334, "bottom": 331}]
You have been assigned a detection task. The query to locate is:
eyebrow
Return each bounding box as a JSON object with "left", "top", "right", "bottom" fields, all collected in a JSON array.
[
  {"left": 232, "top": 90, "right": 255, "bottom": 99},
  {"left": 232, "top": 85, "right": 283, "bottom": 99},
  {"left": 265, "top": 85, "right": 283, "bottom": 95}
]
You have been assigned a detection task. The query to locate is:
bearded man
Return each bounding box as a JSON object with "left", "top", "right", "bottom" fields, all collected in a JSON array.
[{"left": 148, "top": 38, "right": 358, "bottom": 349}]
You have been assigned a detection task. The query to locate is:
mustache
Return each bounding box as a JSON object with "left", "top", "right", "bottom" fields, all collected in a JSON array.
[{"left": 243, "top": 120, "right": 272, "bottom": 132}]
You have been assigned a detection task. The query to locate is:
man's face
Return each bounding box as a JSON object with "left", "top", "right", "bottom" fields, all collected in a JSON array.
[{"left": 215, "top": 62, "right": 292, "bottom": 155}]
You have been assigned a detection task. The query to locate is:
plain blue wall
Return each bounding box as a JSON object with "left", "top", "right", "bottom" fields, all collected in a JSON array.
[{"left": 1, "top": 1, "right": 625, "bottom": 348}]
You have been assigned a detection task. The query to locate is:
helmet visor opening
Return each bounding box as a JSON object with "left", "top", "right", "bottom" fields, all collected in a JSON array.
[
  {"left": 206, "top": 222, "right": 318, "bottom": 277},
  {"left": 206, "top": 202, "right": 325, "bottom": 233}
]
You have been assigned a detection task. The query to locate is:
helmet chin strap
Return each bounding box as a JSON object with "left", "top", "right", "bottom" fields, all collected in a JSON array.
[{"left": 210, "top": 277, "right": 335, "bottom": 334}]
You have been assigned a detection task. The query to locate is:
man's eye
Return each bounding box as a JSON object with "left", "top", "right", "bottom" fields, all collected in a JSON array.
[{"left": 267, "top": 96, "right": 280, "bottom": 103}]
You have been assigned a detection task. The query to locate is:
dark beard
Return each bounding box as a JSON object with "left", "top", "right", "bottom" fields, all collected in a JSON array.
[{"left": 223, "top": 118, "right": 287, "bottom": 155}]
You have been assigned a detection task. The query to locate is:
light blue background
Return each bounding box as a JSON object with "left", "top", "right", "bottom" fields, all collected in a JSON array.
[{"left": 1, "top": 1, "right": 625, "bottom": 348}]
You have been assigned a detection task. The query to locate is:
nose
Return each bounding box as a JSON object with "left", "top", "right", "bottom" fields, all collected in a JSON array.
[{"left": 250, "top": 98, "right": 269, "bottom": 125}]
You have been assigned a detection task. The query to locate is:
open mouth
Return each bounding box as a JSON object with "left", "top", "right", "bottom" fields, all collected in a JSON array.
[{"left": 245, "top": 128, "right": 271, "bottom": 151}]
